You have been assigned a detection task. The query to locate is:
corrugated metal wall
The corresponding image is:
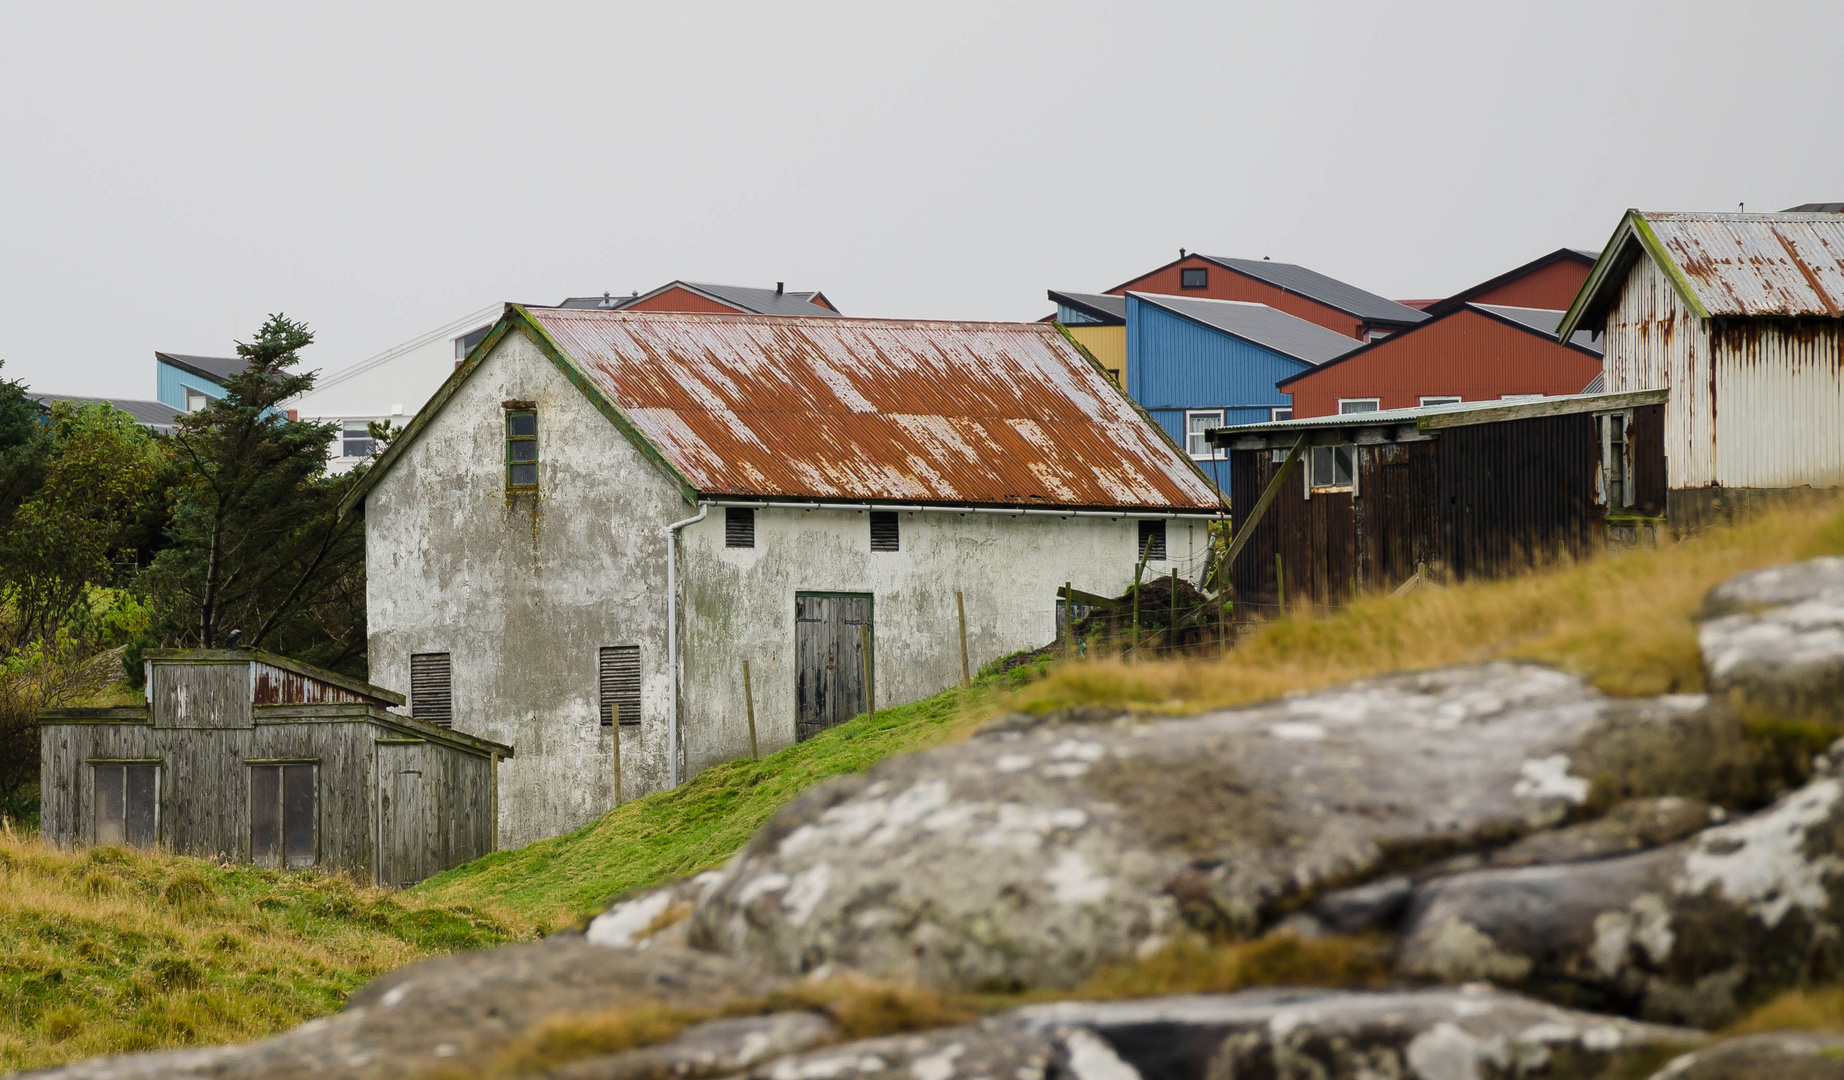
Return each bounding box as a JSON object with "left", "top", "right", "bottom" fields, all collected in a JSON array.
[
  {"left": 1127, "top": 294, "right": 1307, "bottom": 417},
  {"left": 1438, "top": 413, "right": 1602, "bottom": 580},
  {"left": 1285, "top": 309, "right": 1603, "bottom": 417},
  {"left": 1466, "top": 258, "right": 1594, "bottom": 312},
  {"left": 1064, "top": 325, "right": 1127, "bottom": 390},
  {"left": 1112, "top": 256, "right": 1365, "bottom": 338},
  {"left": 1605, "top": 255, "right": 1844, "bottom": 492},
  {"left": 155, "top": 360, "right": 228, "bottom": 412}
]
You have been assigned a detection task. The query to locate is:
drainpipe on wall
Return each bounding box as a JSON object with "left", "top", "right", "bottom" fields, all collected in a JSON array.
[{"left": 665, "top": 502, "right": 710, "bottom": 788}]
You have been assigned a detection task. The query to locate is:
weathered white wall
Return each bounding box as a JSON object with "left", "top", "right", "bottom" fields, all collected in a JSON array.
[
  {"left": 676, "top": 508, "right": 1194, "bottom": 773},
  {"left": 1604, "top": 255, "right": 1844, "bottom": 490},
  {"left": 365, "top": 328, "right": 685, "bottom": 849},
  {"left": 366, "top": 326, "right": 1210, "bottom": 847}
]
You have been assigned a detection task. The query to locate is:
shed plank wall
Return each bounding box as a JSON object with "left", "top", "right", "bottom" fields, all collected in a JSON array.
[
  {"left": 1437, "top": 413, "right": 1602, "bottom": 579},
  {"left": 152, "top": 663, "right": 251, "bottom": 729}
]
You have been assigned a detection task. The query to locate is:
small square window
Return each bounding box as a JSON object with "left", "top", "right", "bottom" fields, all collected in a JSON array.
[
  {"left": 725, "top": 507, "right": 755, "bottom": 548},
  {"left": 505, "top": 409, "right": 538, "bottom": 488},
  {"left": 1185, "top": 410, "right": 1225, "bottom": 457},
  {"left": 1180, "top": 267, "right": 1208, "bottom": 289},
  {"left": 184, "top": 390, "right": 209, "bottom": 413},
  {"left": 342, "top": 420, "right": 375, "bottom": 459},
  {"left": 1271, "top": 407, "right": 1293, "bottom": 422},
  {"left": 1337, "top": 399, "right": 1380, "bottom": 414},
  {"left": 870, "top": 511, "right": 900, "bottom": 552},
  {"left": 1310, "top": 445, "right": 1356, "bottom": 489},
  {"left": 1138, "top": 520, "right": 1166, "bottom": 561}
]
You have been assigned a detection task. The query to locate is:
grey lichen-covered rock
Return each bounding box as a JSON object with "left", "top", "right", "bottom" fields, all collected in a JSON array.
[
  {"left": 684, "top": 663, "right": 1754, "bottom": 991},
  {"left": 744, "top": 1021, "right": 1055, "bottom": 1080},
  {"left": 1485, "top": 797, "right": 1719, "bottom": 869},
  {"left": 587, "top": 873, "right": 724, "bottom": 951},
  {"left": 1011, "top": 985, "right": 1702, "bottom": 1080},
  {"left": 545, "top": 1012, "right": 840, "bottom": 1080},
  {"left": 1700, "top": 557, "right": 1844, "bottom": 723},
  {"left": 1646, "top": 1031, "right": 1844, "bottom": 1079},
  {"left": 18, "top": 941, "right": 783, "bottom": 1080},
  {"left": 1397, "top": 776, "right": 1844, "bottom": 1027}
]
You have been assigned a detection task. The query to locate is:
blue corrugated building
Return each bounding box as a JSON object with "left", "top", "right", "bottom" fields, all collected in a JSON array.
[
  {"left": 1125, "top": 293, "right": 1361, "bottom": 486},
  {"left": 155, "top": 352, "right": 246, "bottom": 413}
]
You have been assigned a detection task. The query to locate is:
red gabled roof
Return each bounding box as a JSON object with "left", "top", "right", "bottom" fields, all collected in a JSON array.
[{"left": 525, "top": 309, "right": 1222, "bottom": 510}]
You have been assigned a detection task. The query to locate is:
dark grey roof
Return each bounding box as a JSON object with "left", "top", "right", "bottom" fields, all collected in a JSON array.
[
  {"left": 34, "top": 394, "right": 181, "bottom": 433},
  {"left": 1203, "top": 257, "right": 1429, "bottom": 326},
  {"left": 682, "top": 281, "right": 839, "bottom": 317},
  {"left": 1472, "top": 304, "right": 1604, "bottom": 355},
  {"left": 155, "top": 351, "right": 247, "bottom": 384},
  {"left": 1784, "top": 203, "right": 1844, "bottom": 213},
  {"left": 557, "top": 293, "right": 637, "bottom": 310},
  {"left": 1047, "top": 290, "right": 1127, "bottom": 324},
  {"left": 1131, "top": 293, "right": 1363, "bottom": 366}
]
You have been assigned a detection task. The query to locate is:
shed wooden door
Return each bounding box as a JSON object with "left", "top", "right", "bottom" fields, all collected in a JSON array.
[
  {"left": 376, "top": 743, "right": 426, "bottom": 888},
  {"left": 795, "top": 594, "right": 871, "bottom": 742}
]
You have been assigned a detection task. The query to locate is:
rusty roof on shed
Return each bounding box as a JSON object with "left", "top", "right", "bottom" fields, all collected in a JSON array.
[
  {"left": 1562, "top": 210, "right": 1844, "bottom": 336},
  {"left": 525, "top": 308, "right": 1220, "bottom": 509}
]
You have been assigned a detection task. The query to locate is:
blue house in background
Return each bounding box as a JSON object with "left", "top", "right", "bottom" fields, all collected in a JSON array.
[
  {"left": 1125, "top": 293, "right": 1360, "bottom": 486},
  {"left": 155, "top": 351, "right": 247, "bottom": 413}
]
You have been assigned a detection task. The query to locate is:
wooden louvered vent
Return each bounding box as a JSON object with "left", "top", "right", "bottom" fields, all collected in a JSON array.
[
  {"left": 599, "top": 646, "right": 641, "bottom": 726},
  {"left": 410, "top": 652, "right": 453, "bottom": 728},
  {"left": 869, "top": 511, "right": 900, "bottom": 552}
]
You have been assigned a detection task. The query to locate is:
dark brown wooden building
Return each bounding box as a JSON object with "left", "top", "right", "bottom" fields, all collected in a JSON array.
[
  {"left": 38, "top": 649, "right": 512, "bottom": 887},
  {"left": 1211, "top": 390, "right": 1667, "bottom": 612}
]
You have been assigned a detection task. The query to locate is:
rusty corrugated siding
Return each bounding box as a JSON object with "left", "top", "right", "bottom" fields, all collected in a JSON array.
[
  {"left": 1645, "top": 212, "right": 1844, "bottom": 317},
  {"left": 526, "top": 310, "right": 1221, "bottom": 510},
  {"left": 1605, "top": 255, "right": 1718, "bottom": 488},
  {"left": 251, "top": 662, "right": 375, "bottom": 706}
]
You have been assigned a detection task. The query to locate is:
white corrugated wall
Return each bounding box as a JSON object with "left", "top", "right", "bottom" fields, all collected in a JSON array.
[
  {"left": 1714, "top": 322, "right": 1844, "bottom": 488},
  {"left": 1604, "top": 256, "right": 1717, "bottom": 488}
]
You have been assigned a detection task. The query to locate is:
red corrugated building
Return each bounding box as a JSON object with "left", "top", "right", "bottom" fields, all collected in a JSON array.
[
  {"left": 1278, "top": 304, "right": 1605, "bottom": 418},
  {"left": 1106, "top": 253, "right": 1427, "bottom": 341},
  {"left": 1423, "top": 248, "right": 1598, "bottom": 316}
]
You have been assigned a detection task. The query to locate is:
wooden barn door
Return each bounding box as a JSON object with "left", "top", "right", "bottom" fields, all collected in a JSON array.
[
  {"left": 376, "top": 742, "right": 426, "bottom": 888},
  {"left": 795, "top": 593, "right": 872, "bottom": 742}
]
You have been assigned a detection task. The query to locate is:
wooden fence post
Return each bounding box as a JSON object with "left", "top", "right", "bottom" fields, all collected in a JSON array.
[
  {"left": 860, "top": 623, "right": 875, "bottom": 724},
  {"left": 956, "top": 590, "right": 970, "bottom": 688},
  {"left": 742, "top": 660, "right": 759, "bottom": 760},
  {"left": 610, "top": 705, "right": 622, "bottom": 808},
  {"left": 1275, "top": 553, "right": 1287, "bottom": 614},
  {"left": 1168, "top": 567, "right": 1178, "bottom": 654},
  {"left": 1063, "top": 581, "right": 1074, "bottom": 655}
]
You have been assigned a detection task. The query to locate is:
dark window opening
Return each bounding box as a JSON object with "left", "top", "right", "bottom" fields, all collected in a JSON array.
[
  {"left": 725, "top": 507, "right": 755, "bottom": 548},
  {"left": 455, "top": 324, "right": 492, "bottom": 361},
  {"left": 870, "top": 511, "right": 900, "bottom": 552},
  {"left": 1138, "top": 520, "right": 1167, "bottom": 561},
  {"left": 250, "top": 763, "right": 317, "bottom": 870},
  {"left": 506, "top": 409, "right": 538, "bottom": 488},
  {"left": 1310, "top": 445, "right": 1356, "bottom": 489},
  {"left": 599, "top": 646, "right": 641, "bottom": 726},
  {"left": 411, "top": 652, "right": 453, "bottom": 727},
  {"left": 1180, "top": 267, "right": 1208, "bottom": 289},
  {"left": 93, "top": 763, "right": 158, "bottom": 848}
]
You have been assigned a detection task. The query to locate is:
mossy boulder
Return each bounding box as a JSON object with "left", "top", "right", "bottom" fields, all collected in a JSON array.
[{"left": 1700, "top": 557, "right": 1844, "bottom": 725}]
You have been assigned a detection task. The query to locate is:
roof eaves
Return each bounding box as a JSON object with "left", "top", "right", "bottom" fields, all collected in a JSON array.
[{"left": 1557, "top": 212, "right": 1710, "bottom": 341}]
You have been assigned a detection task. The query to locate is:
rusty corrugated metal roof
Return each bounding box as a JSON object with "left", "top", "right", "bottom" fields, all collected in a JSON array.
[
  {"left": 526, "top": 309, "right": 1221, "bottom": 510},
  {"left": 1643, "top": 212, "right": 1844, "bottom": 318}
]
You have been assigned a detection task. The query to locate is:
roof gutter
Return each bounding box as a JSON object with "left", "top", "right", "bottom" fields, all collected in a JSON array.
[{"left": 664, "top": 503, "right": 709, "bottom": 789}]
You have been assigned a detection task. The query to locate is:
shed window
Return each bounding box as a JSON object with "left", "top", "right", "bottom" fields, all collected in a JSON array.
[
  {"left": 250, "top": 763, "right": 316, "bottom": 870},
  {"left": 1600, "top": 412, "right": 1634, "bottom": 509},
  {"left": 342, "top": 420, "right": 375, "bottom": 459},
  {"left": 93, "top": 763, "right": 158, "bottom": 848},
  {"left": 599, "top": 646, "right": 642, "bottom": 726},
  {"left": 1420, "top": 396, "right": 1461, "bottom": 407},
  {"left": 1180, "top": 268, "right": 1208, "bottom": 289},
  {"left": 725, "top": 507, "right": 755, "bottom": 548},
  {"left": 1185, "top": 410, "right": 1224, "bottom": 458},
  {"left": 1138, "top": 520, "right": 1167, "bottom": 561},
  {"left": 870, "top": 511, "right": 900, "bottom": 552},
  {"left": 411, "top": 652, "right": 453, "bottom": 727},
  {"left": 505, "top": 409, "right": 538, "bottom": 488},
  {"left": 1337, "top": 399, "right": 1380, "bottom": 414},
  {"left": 1310, "top": 445, "right": 1356, "bottom": 491}
]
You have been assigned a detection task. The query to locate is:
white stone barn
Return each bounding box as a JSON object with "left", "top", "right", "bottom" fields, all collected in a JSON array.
[
  {"left": 1560, "top": 210, "right": 1844, "bottom": 525},
  {"left": 343, "top": 307, "right": 1223, "bottom": 847}
]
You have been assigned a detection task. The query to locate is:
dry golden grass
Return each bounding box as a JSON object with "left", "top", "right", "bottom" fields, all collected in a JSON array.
[
  {"left": 1078, "top": 932, "right": 1392, "bottom": 999},
  {"left": 1015, "top": 498, "right": 1844, "bottom": 715},
  {"left": 1728, "top": 986, "right": 1844, "bottom": 1037},
  {"left": 0, "top": 827, "right": 532, "bottom": 1073}
]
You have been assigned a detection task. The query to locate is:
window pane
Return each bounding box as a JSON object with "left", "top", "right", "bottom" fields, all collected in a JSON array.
[
  {"left": 1312, "top": 446, "right": 1332, "bottom": 487},
  {"left": 94, "top": 765, "right": 124, "bottom": 846},
  {"left": 1271, "top": 408, "right": 1293, "bottom": 422},
  {"left": 508, "top": 439, "right": 538, "bottom": 463},
  {"left": 250, "top": 765, "right": 281, "bottom": 868},
  {"left": 1338, "top": 400, "right": 1379, "bottom": 414},
  {"left": 1334, "top": 447, "right": 1356, "bottom": 486},
  {"left": 283, "top": 765, "right": 316, "bottom": 869},
  {"left": 343, "top": 437, "right": 374, "bottom": 458},
  {"left": 507, "top": 411, "right": 537, "bottom": 437},
  {"left": 125, "top": 765, "right": 158, "bottom": 848},
  {"left": 1180, "top": 268, "right": 1207, "bottom": 288},
  {"left": 509, "top": 462, "right": 537, "bottom": 486}
]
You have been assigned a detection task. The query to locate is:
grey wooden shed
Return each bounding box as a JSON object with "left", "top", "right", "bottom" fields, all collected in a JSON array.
[{"left": 38, "top": 649, "right": 513, "bottom": 887}]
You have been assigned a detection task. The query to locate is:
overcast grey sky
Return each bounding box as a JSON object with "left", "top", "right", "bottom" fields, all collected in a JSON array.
[{"left": 3, "top": 0, "right": 1839, "bottom": 398}]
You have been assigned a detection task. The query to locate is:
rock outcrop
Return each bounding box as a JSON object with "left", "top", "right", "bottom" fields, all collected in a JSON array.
[
  {"left": 1645, "top": 1031, "right": 1844, "bottom": 1079},
  {"left": 1700, "top": 556, "right": 1844, "bottom": 723}
]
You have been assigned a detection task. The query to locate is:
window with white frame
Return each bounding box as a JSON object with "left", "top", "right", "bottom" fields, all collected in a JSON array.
[
  {"left": 1185, "top": 410, "right": 1224, "bottom": 457},
  {"left": 342, "top": 421, "right": 375, "bottom": 460},
  {"left": 1419, "top": 396, "right": 1461, "bottom": 407},
  {"left": 1270, "top": 407, "right": 1293, "bottom": 422},
  {"left": 184, "top": 390, "right": 209, "bottom": 413},
  {"left": 1309, "top": 445, "right": 1356, "bottom": 491},
  {"left": 1337, "top": 398, "right": 1380, "bottom": 414}
]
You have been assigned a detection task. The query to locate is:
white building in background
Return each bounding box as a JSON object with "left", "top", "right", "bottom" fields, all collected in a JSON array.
[{"left": 290, "top": 304, "right": 501, "bottom": 473}]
